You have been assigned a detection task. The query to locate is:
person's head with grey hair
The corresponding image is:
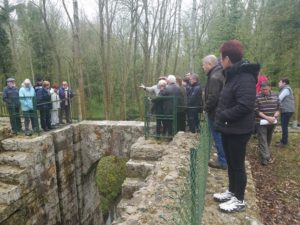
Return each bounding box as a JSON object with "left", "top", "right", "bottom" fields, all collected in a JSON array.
[
  {"left": 23, "top": 78, "right": 32, "bottom": 88},
  {"left": 158, "top": 79, "right": 167, "bottom": 90},
  {"left": 167, "top": 75, "right": 176, "bottom": 84},
  {"left": 189, "top": 73, "right": 199, "bottom": 85},
  {"left": 202, "top": 54, "right": 218, "bottom": 75}
]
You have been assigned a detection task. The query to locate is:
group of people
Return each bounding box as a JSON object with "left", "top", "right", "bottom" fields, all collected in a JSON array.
[
  {"left": 143, "top": 39, "right": 295, "bottom": 214},
  {"left": 141, "top": 73, "right": 203, "bottom": 136},
  {"left": 3, "top": 78, "right": 74, "bottom": 135}
]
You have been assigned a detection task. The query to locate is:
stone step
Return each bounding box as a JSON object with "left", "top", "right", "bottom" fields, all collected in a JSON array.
[
  {"left": 0, "top": 165, "right": 26, "bottom": 184},
  {"left": 121, "top": 178, "right": 146, "bottom": 199},
  {"left": 126, "top": 160, "right": 154, "bottom": 179},
  {"left": 0, "top": 151, "right": 30, "bottom": 168},
  {"left": 0, "top": 182, "right": 21, "bottom": 204},
  {"left": 0, "top": 204, "right": 9, "bottom": 222},
  {"left": 130, "top": 138, "right": 165, "bottom": 161}
]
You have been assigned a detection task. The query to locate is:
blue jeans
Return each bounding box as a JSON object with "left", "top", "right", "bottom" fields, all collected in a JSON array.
[
  {"left": 280, "top": 112, "right": 293, "bottom": 145},
  {"left": 208, "top": 115, "right": 227, "bottom": 167}
]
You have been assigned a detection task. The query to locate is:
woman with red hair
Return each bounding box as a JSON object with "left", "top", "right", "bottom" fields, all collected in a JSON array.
[{"left": 213, "top": 40, "right": 260, "bottom": 213}]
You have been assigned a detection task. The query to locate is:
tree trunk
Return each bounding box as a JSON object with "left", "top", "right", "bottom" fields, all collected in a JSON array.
[
  {"left": 39, "top": 0, "right": 63, "bottom": 82},
  {"left": 73, "top": 0, "right": 86, "bottom": 120}
]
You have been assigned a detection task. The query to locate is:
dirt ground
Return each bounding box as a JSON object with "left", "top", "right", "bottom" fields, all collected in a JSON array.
[{"left": 247, "top": 132, "right": 300, "bottom": 225}]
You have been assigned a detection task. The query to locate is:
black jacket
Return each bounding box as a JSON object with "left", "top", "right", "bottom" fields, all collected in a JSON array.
[
  {"left": 2, "top": 86, "right": 20, "bottom": 108},
  {"left": 151, "top": 92, "right": 164, "bottom": 115},
  {"left": 187, "top": 82, "right": 203, "bottom": 112},
  {"left": 160, "top": 83, "right": 182, "bottom": 115},
  {"left": 215, "top": 61, "right": 260, "bottom": 135},
  {"left": 204, "top": 65, "right": 224, "bottom": 118},
  {"left": 37, "top": 87, "right": 52, "bottom": 110}
]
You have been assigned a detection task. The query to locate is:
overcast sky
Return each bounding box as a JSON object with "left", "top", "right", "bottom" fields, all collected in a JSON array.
[{"left": 7, "top": 0, "right": 193, "bottom": 20}]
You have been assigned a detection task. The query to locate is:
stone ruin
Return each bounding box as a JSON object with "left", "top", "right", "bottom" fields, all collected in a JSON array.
[
  {"left": 0, "top": 120, "right": 263, "bottom": 225},
  {"left": 0, "top": 121, "right": 143, "bottom": 225}
]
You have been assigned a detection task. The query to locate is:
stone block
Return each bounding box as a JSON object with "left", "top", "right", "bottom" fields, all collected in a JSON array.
[
  {"left": 126, "top": 160, "right": 154, "bottom": 179},
  {"left": 0, "top": 182, "right": 21, "bottom": 204},
  {"left": 0, "top": 165, "right": 26, "bottom": 184},
  {"left": 122, "top": 178, "right": 146, "bottom": 199},
  {"left": 0, "top": 151, "right": 30, "bottom": 168},
  {"left": 130, "top": 137, "right": 166, "bottom": 161},
  {"left": 1, "top": 135, "right": 53, "bottom": 152}
]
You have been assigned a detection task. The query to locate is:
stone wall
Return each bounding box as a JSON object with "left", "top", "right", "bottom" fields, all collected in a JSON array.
[
  {"left": 0, "top": 121, "right": 143, "bottom": 225},
  {"left": 0, "top": 120, "right": 262, "bottom": 225}
]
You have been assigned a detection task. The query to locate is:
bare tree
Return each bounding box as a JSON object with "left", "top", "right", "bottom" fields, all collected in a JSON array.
[
  {"left": 62, "top": 0, "right": 86, "bottom": 120},
  {"left": 32, "top": 0, "right": 63, "bottom": 82}
]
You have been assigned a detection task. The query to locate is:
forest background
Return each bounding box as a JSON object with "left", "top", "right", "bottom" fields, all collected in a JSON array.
[{"left": 0, "top": 0, "right": 299, "bottom": 120}]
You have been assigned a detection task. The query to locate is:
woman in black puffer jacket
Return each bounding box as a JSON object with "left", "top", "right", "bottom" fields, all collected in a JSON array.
[{"left": 213, "top": 40, "right": 260, "bottom": 213}]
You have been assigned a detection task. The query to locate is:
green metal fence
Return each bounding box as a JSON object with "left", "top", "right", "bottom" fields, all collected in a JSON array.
[
  {"left": 144, "top": 96, "right": 178, "bottom": 139},
  {"left": 168, "top": 119, "right": 212, "bottom": 225}
]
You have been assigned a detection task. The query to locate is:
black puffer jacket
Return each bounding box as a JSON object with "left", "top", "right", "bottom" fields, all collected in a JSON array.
[{"left": 214, "top": 61, "right": 260, "bottom": 134}]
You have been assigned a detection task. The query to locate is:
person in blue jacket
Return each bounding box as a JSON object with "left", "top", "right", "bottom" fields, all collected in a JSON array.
[
  {"left": 2, "top": 78, "right": 22, "bottom": 134},
  {"left": 36, "top": 81, "right": 52, "bottom": 131},
  {"left": 19, "top": 79, "right": 36, "bottom": 136}
]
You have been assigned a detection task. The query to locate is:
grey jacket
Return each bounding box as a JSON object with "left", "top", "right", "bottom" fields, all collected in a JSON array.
[{"left": 279, "top": 85, "right": 295, "bottom": 113}]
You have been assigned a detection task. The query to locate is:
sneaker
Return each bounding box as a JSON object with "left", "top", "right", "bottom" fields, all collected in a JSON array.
[
  {"left": 213, "top": 190, "right": 234, "bottom": 202},
  {"left": 25, "top": 132, "right": 32, "bottom": 136},
  {"left": 219, "top": 197, "right": 246, "bottom": 213},
  {"left": 208, "top": 161, "right": 227, "bottom": 170}
]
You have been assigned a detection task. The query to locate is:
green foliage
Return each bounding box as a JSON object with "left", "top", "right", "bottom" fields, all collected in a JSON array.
[
  {"left": 0, "top": 1, "right": 14, "bottom": 81},
  {"left": 95, "top": 155, "right": 128, "bottom": 216},
  {"left": 16, "top": 3, "right": 54, "bottom": 78},
  {"left": 1, "top": 0, "right": 300, "bottom": 119},
  {"left": 0, "top": 26, "right": 13, "bottom": 77}
]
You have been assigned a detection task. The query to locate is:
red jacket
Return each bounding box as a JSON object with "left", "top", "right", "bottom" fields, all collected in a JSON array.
[{"left": 256, "top": 74, "right": 268, "bottom": 94}]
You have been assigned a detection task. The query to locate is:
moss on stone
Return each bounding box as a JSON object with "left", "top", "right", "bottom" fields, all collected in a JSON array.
[{"left": 96, "top": 155, "right": 128, "bottom": 215}]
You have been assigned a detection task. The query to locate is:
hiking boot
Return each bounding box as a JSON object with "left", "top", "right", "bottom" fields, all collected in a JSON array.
[
  {"left": 213, "top": 190, "right": 234, "bottom": 203},
  {"left": 208, "top": 161, "right": 227, "bottom": 170},
  {"left": 261, "top": 160, "right": 268, "bottom": 166},
  {"left": 219, "top": 197, "right": 246, "bottom": 213}
]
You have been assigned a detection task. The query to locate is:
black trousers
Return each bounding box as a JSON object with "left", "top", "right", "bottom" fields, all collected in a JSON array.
[
  {"left": 7, "top": 106, "right": 22, "bottom": 132},
  {"left": 40, "top": 109, "right": 51, "bottom": 130},
  {"left": 177, "top": 111, "right": 186, "bottom": 132},
  {"left": 60, "top": 105, "right": 71, "bottom": 123},
  {"left": 156, "top": 119, "right": 168, "bottom": 136},
  {"left": 221, "top": 133, "right": 251, "bottom": 201}
]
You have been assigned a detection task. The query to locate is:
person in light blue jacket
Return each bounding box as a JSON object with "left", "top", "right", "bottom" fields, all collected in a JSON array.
[{"left": 19, "top": 79, "right": 36, "bottom": 135}]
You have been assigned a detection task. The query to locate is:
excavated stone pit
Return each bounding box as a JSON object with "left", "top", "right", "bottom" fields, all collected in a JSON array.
[
  {"left": 0, "top": 121, "right": 143, "bottom": 225},
  {"left": 0, "top": 120, "right": 263, "bottom": 225}
]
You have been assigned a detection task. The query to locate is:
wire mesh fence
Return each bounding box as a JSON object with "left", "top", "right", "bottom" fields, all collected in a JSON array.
[
  {"left": 166, "top": 119, "right": 212, "bottom": 225},
  {"left": 144, "top": 95, "right": 203, "bottom": 139},
  {"left": 144, "top": 96, "right": 211, "bottom": 224}
]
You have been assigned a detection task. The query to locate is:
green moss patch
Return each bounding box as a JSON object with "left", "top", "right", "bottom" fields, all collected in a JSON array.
[{"left": 96, "top": 155, "right": 128, "bottom": 216}]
